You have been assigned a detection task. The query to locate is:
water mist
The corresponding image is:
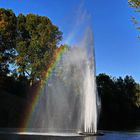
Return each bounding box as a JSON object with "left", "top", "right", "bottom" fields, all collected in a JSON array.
[{"left": 26, "top": 27, "right": 99, "bottom": 134}]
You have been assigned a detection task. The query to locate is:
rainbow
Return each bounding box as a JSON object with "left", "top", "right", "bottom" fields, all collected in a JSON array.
[{"left": 20, "top": 45, "right": 66, "bottom": 132}]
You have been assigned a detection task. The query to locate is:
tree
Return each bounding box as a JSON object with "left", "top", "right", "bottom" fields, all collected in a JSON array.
[
  {"left": 135, "top": 83, "right": 140, "bottom": 107},
  {"left": 96, "top": 73, "right": 115, "bottom": 99},
  {"left": 0, "top": 8, "right": 17, "bottom": 92},
  {"left": 16, "top": 13, "right": 62, "bottom": 84},
  {"left": 0, "top": 8, "right": 63, "bottom": 93},
  {"left": 97, "top": 73, "right": 140, "bottom": 129},
  {"left": 0, "top": 8, "right": 17, "bottom": 77}
]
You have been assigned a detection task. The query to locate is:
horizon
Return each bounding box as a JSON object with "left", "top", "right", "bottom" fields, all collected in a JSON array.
[{"left": 0, "top": 0, "right": 140, "bottom": 82}]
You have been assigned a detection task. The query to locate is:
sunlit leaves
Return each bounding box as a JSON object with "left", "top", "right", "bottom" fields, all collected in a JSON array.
[
  {"left": 129, "top": 0, "right": 140, "bottom": 8},
  {"left": 16, "top": 13, "right": 62, "bottom": 83},
  {"left": 0, "top": 8, "right": 62, "bottom": 84},
  {"left": 0, "top": 8, "right": 17, "bottom": 77}
]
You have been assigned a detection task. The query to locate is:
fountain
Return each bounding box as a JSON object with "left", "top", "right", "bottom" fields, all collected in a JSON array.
[{"left": 25, "top": 27, "right": 101, "bottom": 136}]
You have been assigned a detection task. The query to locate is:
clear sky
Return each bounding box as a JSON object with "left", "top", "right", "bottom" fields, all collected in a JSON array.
[{"left": 0, "top": 0, "right": 140, "bottom": 82}]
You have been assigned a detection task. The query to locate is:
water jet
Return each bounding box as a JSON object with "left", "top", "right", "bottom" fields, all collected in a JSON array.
[{"left": 24, "top": 28, "right": 101, "bottom": 136}]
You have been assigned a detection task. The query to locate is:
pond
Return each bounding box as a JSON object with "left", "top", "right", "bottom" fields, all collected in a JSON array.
[{"left": 0, "top": 131, "right": 140, "bottom": 140}]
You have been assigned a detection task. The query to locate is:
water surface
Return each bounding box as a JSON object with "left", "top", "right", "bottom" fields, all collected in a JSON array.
[{"left": 0, "top": 131, "right": 140, "bottom": 140}]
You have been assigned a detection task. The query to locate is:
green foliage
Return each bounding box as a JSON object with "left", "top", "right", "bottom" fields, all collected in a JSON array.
[
  {"left": 97, "top": 73, "right": 140, "bottom": 129},
  {"left": 129, "top": 0, "right": 140, "bottom": 8},
  {"left": 135, "top": 84, "right": 140, "bottom": 107},
  {"left": 16, "top": 13, "right": 62, "bottom": 84},
  {"left": 128, "top": 0, "right": 140, "bottom": 38},
  {"left": 0, "top": 8, "right": 62, "bottom": 84},
  {"left": 97, "top": 73, "right": 140, "bottom": 109},
  {"left": 0, "top": 8, "right": 62, "bottom": 96},
  {"left": 0, "top": 8, "right": 17, "bottom": 77}
]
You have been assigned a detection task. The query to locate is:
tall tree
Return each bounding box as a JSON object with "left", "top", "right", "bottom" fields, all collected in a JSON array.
[
  {"left": 0, "top": 8, "right": 62, "bottom": 86},
  {"left": 0, "top": 8, "right": 17, "bottom": 77},
  {"left": 16, "top": 13, "right": 62, "bottom": 84}
]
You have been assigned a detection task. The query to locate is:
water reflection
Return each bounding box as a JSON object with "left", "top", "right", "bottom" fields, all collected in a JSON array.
[
  {"left": 0, "top": 134, "right": 97, "bottom": 140},
  {"left": 0, "top": 132, "right": 140, "bottom": 140},
  {"left": 84, "top": 137, "right": 96, "bottom": 140}
]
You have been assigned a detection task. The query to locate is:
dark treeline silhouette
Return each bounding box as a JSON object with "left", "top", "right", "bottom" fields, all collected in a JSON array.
[
  {"left": 0, "top": 8, "right": 140, "bottom": 130},
  {"left": 0, "top": 73, "right": 140, "bottom": 129},
  {"left": 97, "top": 73, "right": 140, "bottom": 130}
]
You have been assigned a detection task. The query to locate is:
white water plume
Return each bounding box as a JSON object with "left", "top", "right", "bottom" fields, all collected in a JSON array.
[
  {"left": 27, "top": 2, "right": 100, "bottom": 134},
  {"left": 27, "top": 27, "right": 99, "bottom": 134}
]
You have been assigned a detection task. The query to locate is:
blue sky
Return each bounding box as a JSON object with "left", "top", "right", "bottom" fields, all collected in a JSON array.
[{"left": 0, "top": 0, "right": 140, "bottom": 82}]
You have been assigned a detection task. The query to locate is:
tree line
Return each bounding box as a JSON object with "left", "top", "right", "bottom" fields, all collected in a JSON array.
[{"left": 97, "top": 73, "right": 140, "bottom": 130}]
